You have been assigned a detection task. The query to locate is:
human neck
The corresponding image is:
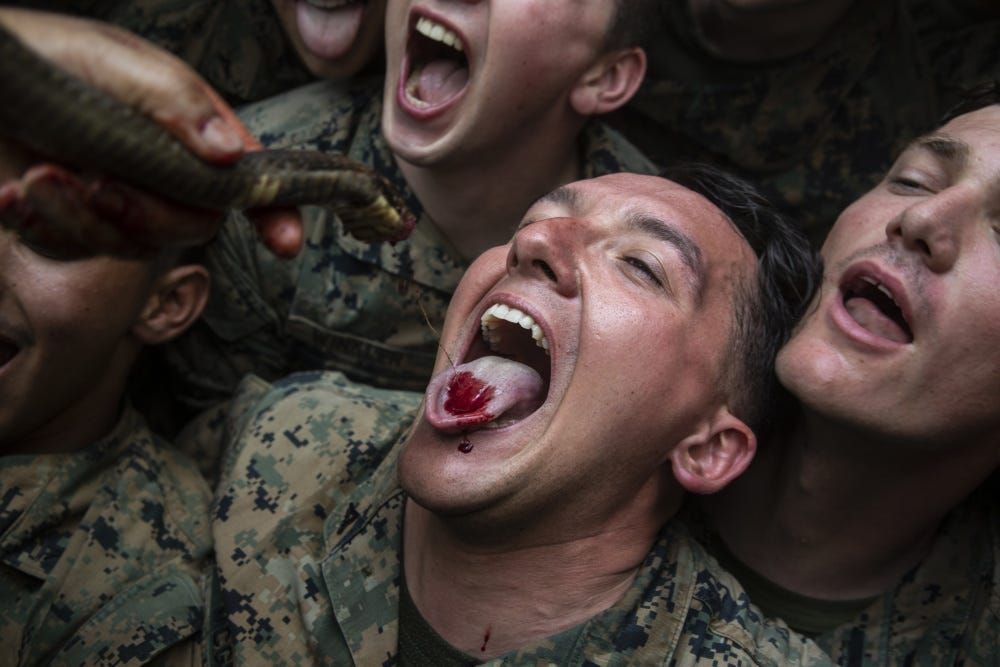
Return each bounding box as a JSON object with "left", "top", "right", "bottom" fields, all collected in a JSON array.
[
  {"left": 396, "top": 126, "right": 583, "bottom": 262},
  {"left": 708, "top": 409, "right": 996, "bottom": 599},
  {"left": 402, "top": 497, "right": 662, "bottom": 659},
  {"left": 5, "top": 348, "right": 135, "bottom": 456}
]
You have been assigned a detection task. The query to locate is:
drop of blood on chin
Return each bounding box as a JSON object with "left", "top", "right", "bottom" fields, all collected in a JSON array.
[{"left": 458, "top": 435, "right": 473, "bottom": 453}]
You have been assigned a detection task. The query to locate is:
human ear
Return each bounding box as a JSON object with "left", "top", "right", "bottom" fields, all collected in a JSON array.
[
  {"left": 569, "top": 47, "right": 646, "bottom": 116},
  {"left": 669, "top": 408, "right": 757, "bottom": 495},
  {"left": 132, "top": 263, "right": 210, "bottom": 345}
]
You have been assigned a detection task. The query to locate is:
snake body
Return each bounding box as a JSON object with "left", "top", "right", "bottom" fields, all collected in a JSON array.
[{"left": 0, "top": 24, "right": 414, "bottom": 245}]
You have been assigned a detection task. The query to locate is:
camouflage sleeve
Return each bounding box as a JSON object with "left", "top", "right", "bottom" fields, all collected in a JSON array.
[
  {"left": 48, "top": 567, "right": 206, "bottom": 667},
  {"left": 210, "top": 372, "right": 419, "bottom": 664}
]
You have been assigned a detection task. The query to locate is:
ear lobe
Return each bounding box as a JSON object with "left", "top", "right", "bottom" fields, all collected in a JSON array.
[
  {"left": 570, "top": 47, "right": 647, "bottom": 116},
  {"left": 133, "top": 264, "right": 210, "bottom": 345},
  {"left": 669, "top": 408, "right": 757, "bottom": 495}
]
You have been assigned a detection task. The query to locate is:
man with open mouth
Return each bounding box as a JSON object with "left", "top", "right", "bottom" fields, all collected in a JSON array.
[
  {"left": 696, "top": 86, "right": 1000, "bottom": 664},
  {"left": 0, "top": 159, "right": 217, "bottom": 660},
  {"left": 161, "top": 0, "right": 661, "bottom": 416},
  {"left": 203, "top": 169, "right": 829, "bottom": 665}
]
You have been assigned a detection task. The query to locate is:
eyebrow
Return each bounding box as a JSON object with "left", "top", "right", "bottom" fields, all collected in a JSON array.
[
  {"left": 532, "top": 185, "right": 580, "bottom": 210},
  {"left": 625, "top": 211, "right": 705, "bottom": 299},
  {"left": 910, "top": 134, "right": 970, "bottom": 167}
]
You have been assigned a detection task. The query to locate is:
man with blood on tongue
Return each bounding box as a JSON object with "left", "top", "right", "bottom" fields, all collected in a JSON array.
[
  {"left": 203, "top": 170, "right": 830, "bottom": 665},
  {"left": 693, "top": 88, "right": 1000, "bottom": 664}
]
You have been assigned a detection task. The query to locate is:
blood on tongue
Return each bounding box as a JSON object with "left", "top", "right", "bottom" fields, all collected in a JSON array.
[{"left": 444, "top": 371, "right": 496, "bottom": 416}]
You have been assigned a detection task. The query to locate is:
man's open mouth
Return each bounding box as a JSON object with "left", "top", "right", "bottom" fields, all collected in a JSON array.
[
  {"left": 425, "top": 301, "right": 552, "bottom": 434},
  {"left": 402, "top": 12, "right": 469, "bottom": 110},
  {"left": 841, "top": 273, "right": 913, "bottom": 344}
]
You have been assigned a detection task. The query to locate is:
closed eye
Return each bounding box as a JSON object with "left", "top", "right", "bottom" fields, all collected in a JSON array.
[
  {"left": 622, "top": 255, "right": 663, "bottom": 287},
  {"left": 887, "top": 176, "right": 931, "bottom": 194}
]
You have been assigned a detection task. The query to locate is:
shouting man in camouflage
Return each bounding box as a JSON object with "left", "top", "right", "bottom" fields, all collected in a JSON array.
[{"left": 201, "top": 170, "right": 829, "bottom": 665}]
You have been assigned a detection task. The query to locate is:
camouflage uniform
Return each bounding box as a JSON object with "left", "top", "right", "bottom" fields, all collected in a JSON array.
[
  {"left": 165, "top": 78, "right": 658, "bottom": 413},
  {"left": 814, "top": 495, "right": 998, "bottom": 666},
  {"left": 203, "top": 371, "right": 833, "bottom": 666},
  {"left": 6, "top": 0, "right": 314, "bottom": 105},
  {"left": 610, "top": 0, "right": 1000, "bottom": 244},
  {"left": 0, "top": 406, "right": 213, "bottom": 666},
  {"left": 686, "top": 491, "right": 998, "bottom": 665}
]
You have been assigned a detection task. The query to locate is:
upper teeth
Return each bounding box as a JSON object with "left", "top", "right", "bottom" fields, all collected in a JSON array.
[
  {"left": 481, "top": 303, "right": 550, "bottom": 354},
  {"left": 415, "top": 16, "right": 464, "bottom": 52},
  {"left": 861, "top": 276, "right": 897, "bottom": 303}
]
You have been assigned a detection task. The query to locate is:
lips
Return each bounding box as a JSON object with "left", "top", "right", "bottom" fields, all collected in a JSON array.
[
  {"left": 837, "top": 264, "right": 914, "bottom": 346},
  {"left": 399, "top": 10, "right": 470, "bottom": 118},
  {"left": 424, "top": 298, "right": 552, "bottom": 434}
]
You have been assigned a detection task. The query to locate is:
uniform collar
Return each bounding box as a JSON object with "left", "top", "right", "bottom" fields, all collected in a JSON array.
[{"left": 0, "top": 406, "right": 145, "bottom": 580}]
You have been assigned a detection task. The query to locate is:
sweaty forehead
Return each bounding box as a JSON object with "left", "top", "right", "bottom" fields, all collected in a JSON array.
[
  {"left": 533, "top": 175, "right": 747, "bottom": 248},
  {"left": 531, "top": 175, "right": 755, "bottom": 294}
]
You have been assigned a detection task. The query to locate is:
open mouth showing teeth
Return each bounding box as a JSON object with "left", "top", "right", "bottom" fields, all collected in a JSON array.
[
  {"left": 425, "top": 302, "right": 552, "bottom": 435},
  {"left": 842, "top": 275, "right": 913, "bottom": 344},
  {"left": 404, "top": 14, "right": 469, "bottom": 108}
]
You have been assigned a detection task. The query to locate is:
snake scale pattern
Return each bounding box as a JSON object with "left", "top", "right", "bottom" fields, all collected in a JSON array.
[{"left": 0, "top": 23, "right": 415, "bottom": 249}]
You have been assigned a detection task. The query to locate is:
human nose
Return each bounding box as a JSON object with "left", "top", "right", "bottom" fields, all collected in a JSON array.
[
  {"left": 506, "top": 218, "right": 582, "bottom": 298},
  {"left": 885, "top": 186, "right": 977, "bottom": 273}
]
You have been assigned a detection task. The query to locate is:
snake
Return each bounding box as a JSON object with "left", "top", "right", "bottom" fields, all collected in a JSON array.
[{"left": 0, "top": 23, "right": 415, "bottom": 251}]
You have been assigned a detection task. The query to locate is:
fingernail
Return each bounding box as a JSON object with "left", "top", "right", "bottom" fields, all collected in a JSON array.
[{"left": 202, "top": 116, "right": 243, "bottom": 154}]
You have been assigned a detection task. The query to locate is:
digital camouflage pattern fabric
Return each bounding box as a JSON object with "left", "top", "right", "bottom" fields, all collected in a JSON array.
[
  {"left": 685, "top": 490, "right": 998, "bottom": 666},
  {"left": 813, "top": 493, "right": 998, "bottom": 666},
  {"left": 0, "top": 405, "right": 213, "bottom": 666},
  {"left": 165, "top": 78, "right": 658, "bottom": 414},
  {"left": 609, "top": 0, "right": 1000, "bottom": 245},
  {"left": 203, "top": 371, "right": 833, "bottom": 666},
  {"left": 6, "top": 0, "right": 315, "bottom": 105}
]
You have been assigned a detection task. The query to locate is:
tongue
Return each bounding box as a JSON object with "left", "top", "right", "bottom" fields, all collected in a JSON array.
[
  {"left": 295, "top": 1, "right": 364, "bottom": 60},
  {"left": 425, "top": 356, "right": 545, "bottom": 433},
  {"left": 845, "top": 297, "right": 910, "bottom": 343},
  {"left": 415, "top": 59, "right": 469, "bottom": 106}
]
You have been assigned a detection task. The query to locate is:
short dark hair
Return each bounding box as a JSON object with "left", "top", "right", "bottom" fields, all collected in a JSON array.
[
  {"left": 606, "top": 0, "right": 664, "bottom": 52},
  {"left": 941, "top": 80, "right": 1000, "bottom": 124},
  {"left": 663, "top": 164, "right": 821, "bottom": 436}
]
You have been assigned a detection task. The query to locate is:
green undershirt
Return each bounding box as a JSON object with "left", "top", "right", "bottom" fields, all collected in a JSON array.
[{"left": 711, "top": 537, "right": 878, "bottom": 637}]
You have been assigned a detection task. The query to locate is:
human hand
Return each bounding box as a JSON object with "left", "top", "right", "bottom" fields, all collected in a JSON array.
[{"left": 0, "top": 9, "right": 304, "bottom": 257}]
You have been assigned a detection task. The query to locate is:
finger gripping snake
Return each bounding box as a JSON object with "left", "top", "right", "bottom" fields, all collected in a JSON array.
[{"left": 0, "top": 24, "right": 415, "bottom": 245}]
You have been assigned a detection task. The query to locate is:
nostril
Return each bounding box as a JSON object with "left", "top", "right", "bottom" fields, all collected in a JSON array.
[
  {"left": 533, "top": 259, "right": 557, "bottom": 282},
  {"left": 915, "top": 238, "right": 931, "bottom": 256}
]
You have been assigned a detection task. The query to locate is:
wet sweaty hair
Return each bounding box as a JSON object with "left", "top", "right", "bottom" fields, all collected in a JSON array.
[
  {"left": 606, "top": 0, "right": 665, "bottom": 52},
  {"left": 940, "top": 80, "right": 1000, "bottom": 123},
  {"left": 663, "top": 164, "right": 821, "bottom": 437}
]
